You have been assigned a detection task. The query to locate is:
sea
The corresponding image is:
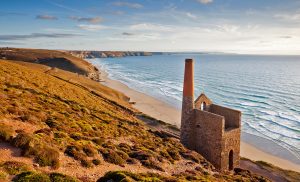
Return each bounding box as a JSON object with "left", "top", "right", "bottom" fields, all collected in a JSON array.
[{"left": 88, "top": 53, "right": 300, "bottom": 162}]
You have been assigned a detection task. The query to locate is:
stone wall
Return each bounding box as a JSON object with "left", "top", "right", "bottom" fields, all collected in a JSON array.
[
  {"left": 193, "top": 109, "right": 225, "bottom": 169},
  {"left": 221, "top": 128, "right": 241, "bottom": 171},
  {"left": 209, "top": 104, "right": 241, "bottom": 129},
  {"left": 180, "top": 96, "right": 194, "bottom": 148},
  {"left": 194, "top": 93, "right": 212, "bottom": 111}
]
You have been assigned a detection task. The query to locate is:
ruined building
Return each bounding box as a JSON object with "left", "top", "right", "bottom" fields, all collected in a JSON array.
[{"left": 180, "top": 59, "right": 241, "bottom": 171}]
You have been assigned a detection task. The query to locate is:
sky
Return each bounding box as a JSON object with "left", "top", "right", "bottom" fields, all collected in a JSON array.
[{"left": 0, "top": 0, "right": 300, "bottom": 54}]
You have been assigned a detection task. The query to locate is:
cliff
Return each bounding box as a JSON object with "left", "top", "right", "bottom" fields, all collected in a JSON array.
[
  {"left": 67, "top": 50, "right": 153, "bottom": 59},
  {"left": 0, "top": 47, "right": 101, "bottom": 81}
]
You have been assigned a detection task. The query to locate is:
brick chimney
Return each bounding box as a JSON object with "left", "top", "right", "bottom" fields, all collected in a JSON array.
[{"left": 180, "top": 59, "right": 195, "bottom": 147}]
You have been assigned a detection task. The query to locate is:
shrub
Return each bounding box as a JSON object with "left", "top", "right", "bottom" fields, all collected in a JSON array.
[
  {"left": 50, "top": 172, "right": 79, "bottom": 182},
  {"left": 11, "top": 133, "right": 33, "bottom": 149},
  {"left": 65, "top": 145, "right": 85, "bottom": 161},
  {"left": 97, "top": 171, "right": 129, "bottom": 182},
  {"left": 97, "top": 171, "right": 166, "bottom": 182},
  {"left": 45, "top": 118, "right": 58, "bottom": 128},
  {"left": 0, "top": 123, "right": 14, "bottom": 141},
  {"left": 83, "top": 145, "right": 96, "bottom": 157},
  {"left": 1, "top": 161, "right": 29, "bottom": 175},
  {"left": 35, "top": 146, "right": 60, "bottom": 169},
  {"left": 101, "top": 149, "right": 125, "bottom": 166},
  {"left": 80, "top": 159, "right": 93, "bottom": 168},
  {"left": 92, "top": 137, "right": 105, "bottom": 145},
  {"left": 12, "top": 133, "right": 60, "bottom": 168},
  {"left": 141, "top": 158, "right": 164, "bottom": 172},
  {"left": 92, "top": 159, "right": 101, "bottom": 166},
  {"left": 13, "top": 171, "right": 51, "bottom": 182},
  {"left": 167, "top": 149, "right": 180, "bottom": 161}
]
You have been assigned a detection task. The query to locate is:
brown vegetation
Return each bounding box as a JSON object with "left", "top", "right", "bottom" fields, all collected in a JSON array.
[{"left": 0, "top": 49, "right": 289, "bottom": 181}]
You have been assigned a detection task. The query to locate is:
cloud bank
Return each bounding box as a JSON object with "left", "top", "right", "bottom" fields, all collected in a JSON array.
[{"left": 0, "top": 33, "right": 81, "bottom": 41}]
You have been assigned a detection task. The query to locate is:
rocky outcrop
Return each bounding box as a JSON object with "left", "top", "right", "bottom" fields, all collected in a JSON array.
[{"left": 67, "top": 51, "right": 153, "bottom": 59}]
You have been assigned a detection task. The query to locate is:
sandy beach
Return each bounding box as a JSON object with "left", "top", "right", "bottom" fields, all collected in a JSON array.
[{"left": 99, "top": 69, "right": 300, "bottom": 173}]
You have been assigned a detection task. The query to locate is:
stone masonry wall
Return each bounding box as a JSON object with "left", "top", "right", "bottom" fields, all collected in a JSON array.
[
  {"left": 180, "top": 96, "right": 194, "bottom": 149},
  {"left": 209, "top": 104, "right": 241, "bottom": 129},
  {"left": 221, "top": 128, "right": 241, "bottom": 171},
  {"left": 193, "top": 109, "right": 225, "bottom": 169}
]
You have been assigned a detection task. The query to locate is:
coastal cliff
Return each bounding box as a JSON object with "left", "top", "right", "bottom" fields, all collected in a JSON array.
[{"left": 67, "top": 50, "right": 153, "bottom": 59}]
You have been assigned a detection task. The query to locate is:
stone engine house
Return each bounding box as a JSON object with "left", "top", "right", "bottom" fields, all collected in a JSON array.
[{"left": 180, "top": 59, "right": 241, "bottom": 171}]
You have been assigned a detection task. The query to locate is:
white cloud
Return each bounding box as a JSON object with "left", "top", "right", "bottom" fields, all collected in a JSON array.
[
  {"left": 129, "top": 23, "right": 172, "bottom": 32},
  {"left": 186, "top": 12, "right": 197, "bottom": 19},
  {"left": 197, "top": 0, "right": 213, "bottom": 4},
  {"left": 77, "top": 24, "right": 107, "bottom": 31},
  {"left": 274, "top": 13, "right": 300, "bottom": 21}
]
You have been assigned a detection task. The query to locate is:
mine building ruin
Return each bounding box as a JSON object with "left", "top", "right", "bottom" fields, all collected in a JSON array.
[{"left": 180, "top": 59, "right": 241, "bottom": 171}]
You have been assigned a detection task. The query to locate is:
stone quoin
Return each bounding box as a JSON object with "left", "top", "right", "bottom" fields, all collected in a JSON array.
[{"left": 180, "top": 58, "right": 241, "bottom": 171}]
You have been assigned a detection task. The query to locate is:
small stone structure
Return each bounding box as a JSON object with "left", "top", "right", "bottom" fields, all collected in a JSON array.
[{"left": 180, "top": 59, "right": 241, "bottom": 171}]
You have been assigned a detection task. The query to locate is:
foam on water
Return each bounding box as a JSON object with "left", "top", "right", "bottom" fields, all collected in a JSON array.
[{"left": 88, "top": 54, "right": 300, "bottom": 161}]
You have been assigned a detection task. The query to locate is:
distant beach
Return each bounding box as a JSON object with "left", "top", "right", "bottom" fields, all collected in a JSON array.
[{"left": 88, "top": 55, "right": 300, "bottom": 172}]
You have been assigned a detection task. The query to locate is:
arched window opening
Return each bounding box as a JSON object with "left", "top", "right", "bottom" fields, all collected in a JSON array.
[
  {"left": 200, "top": 102, "right": 206, "bottom": 111},
  {"left": 229, "top": 150, "right": 234, "bottom": 170}
]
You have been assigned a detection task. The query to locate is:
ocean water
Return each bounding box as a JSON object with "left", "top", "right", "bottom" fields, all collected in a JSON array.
[{"left": 88, "top": 54, "right": 300, "bottom": 161}]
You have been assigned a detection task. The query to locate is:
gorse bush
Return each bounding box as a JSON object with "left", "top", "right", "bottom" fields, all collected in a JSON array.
[
  {"left": 50, "top": 172, "right": 79, "bottom": 182},
  {"left": 1, "top": 161, "right": 29, "bottom": 175},
  {"left": 13, "top": 171, "right": 51, "bottom": 182},
  {"left": 0, "top": 123, "right": 14, "bottom": 141}
]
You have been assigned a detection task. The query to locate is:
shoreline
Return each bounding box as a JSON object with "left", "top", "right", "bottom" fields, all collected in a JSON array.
[{"left": 99, "top": 67, "right": 300, "bottom": 172}]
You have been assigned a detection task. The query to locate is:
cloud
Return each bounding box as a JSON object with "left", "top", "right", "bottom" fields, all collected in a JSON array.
[
  {"left": 186, "top": 12, "right": 197, "bottom": 19},
  {"left": 77, "top": 24, "right": 107, "bottom": 31},
  {"left": 130, "top": 23, "right": 172, "bottom": 32},
  {"left": 196, "top": 0, "right": 213, "bottom": 4},
  {"left": 36, "top": 15, "right": 58, "bottom": 20},
  {"left": 274, "top": 13, "right": 300, "bottom": 21},
  {"left": 70, "top": 16, "right": 103, "bottom": 23},
  {"left": 113, "top": 1, "right": 143, "bottom": 9},
  {"left": 122, "top": 32, "right": 135, "bottom": 36},
  {"left": 0, "top": 33, "right": 81, "bottom": 41},
  {"left": 279, "top": 36, "right": 292, "bottom": 39}
]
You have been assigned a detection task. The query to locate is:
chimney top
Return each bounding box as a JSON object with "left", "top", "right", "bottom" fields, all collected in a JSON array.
[
  {"left": 183, "top": 58, "right": 194, "bottom": 97},
  {"left": 185, "top": 58, "right": 193, "bottom": 62}
]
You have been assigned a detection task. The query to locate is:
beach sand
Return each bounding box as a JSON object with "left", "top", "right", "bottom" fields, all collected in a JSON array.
[{"left": 100, "top": 70, "right": 300, "bottom": 173}]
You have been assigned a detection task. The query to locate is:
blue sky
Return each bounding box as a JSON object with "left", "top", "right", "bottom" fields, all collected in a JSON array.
[{"left": 0, "top": 0, "right": 300, "bottom": 54}]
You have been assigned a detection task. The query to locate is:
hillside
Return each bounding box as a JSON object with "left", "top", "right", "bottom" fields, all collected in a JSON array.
[
  {"left": 0, "top": 58, "right": 270, "bottom": 181},
  {"left": 67, "top": 51, "right": 152, "bottom": 59},
  {"left": 0, "top": 48, "right": 100, "bottom": 81}
]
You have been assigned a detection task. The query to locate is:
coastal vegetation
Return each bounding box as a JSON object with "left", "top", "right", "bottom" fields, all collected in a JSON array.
[{"left": 0, "top": 48, "right": 298, "bottom": 181}]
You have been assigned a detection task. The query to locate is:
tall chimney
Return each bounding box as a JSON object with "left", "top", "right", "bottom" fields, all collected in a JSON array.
[{"left": 180, "top": 59, "right": 194, "bottom": 147}]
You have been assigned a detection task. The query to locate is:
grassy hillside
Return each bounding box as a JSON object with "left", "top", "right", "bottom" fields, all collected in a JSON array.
[
  {"left": 0, "top": 59, "right": 270, "bottom": 182},
  {"left": 0, "top": 47, "right": 100, "bottom": 81}
]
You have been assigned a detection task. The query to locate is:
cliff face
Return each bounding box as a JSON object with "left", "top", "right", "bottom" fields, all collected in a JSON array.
[
  {"left": 67, "top": 50, "right": 153, "bottom": 59},
  {"left": 0, "top": 47, "right": 101, "bottom": 82}
]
